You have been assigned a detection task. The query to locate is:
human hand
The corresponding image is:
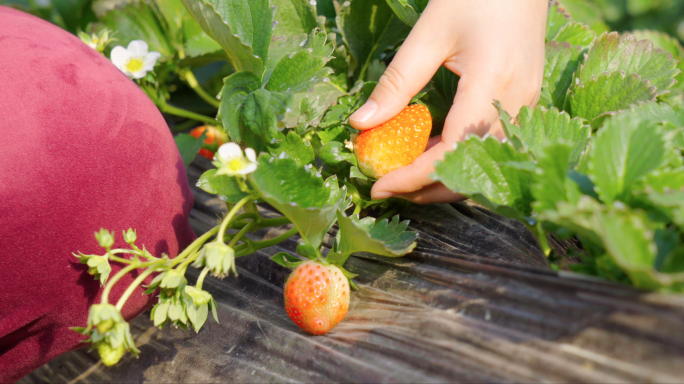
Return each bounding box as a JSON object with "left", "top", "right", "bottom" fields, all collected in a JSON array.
[{"left": 349, "top": 0, "right": 548, "bottom": 203}]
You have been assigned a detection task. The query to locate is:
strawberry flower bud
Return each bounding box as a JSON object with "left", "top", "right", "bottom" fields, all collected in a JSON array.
[
  {"left": 74, "top": 253, "right": 111, "bottom": 285},
  {"left": 193, "top": 241, "right": 236, "bottom": 278},
  {"left": 123, "top": 228, "right": 137, "bottom": 245},
  {"left": 95, "top": 228, "right": 114, "bottom": 249},
  {"left": 160, "top": 269, "right": 185, "bottom": 291},
  {"left": 185, "top": 286, "right": 212, "bottom": 306},
  {"left": 214, "top": 143, "right": 258, "bottom": 177},
  {"left": 78, "top": 28, "right": 116, "bottom": 53}
]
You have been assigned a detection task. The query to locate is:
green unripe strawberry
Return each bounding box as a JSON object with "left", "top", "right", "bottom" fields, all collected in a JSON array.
[{"left": 97, "top": 342, "right": 125, "bottom": 366}]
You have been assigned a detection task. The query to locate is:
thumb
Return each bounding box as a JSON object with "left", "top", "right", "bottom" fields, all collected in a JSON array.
[{"left": 349, "top": 15, "right": 450, "bottom": 130}]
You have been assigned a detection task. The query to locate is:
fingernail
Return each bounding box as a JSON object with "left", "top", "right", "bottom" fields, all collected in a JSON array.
[
  {"left": 350, "top": 100, "right": 378, "bottom": 124},
  {"left": 372, "top": 191, "right": 394, "bottom": 200}
]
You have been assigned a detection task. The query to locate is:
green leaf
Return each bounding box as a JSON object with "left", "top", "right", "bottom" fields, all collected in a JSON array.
[
  {"left": 615, "top": 101, "right": 684, "bottom": 126},
  {"left": 249, "top": 154, "right": 346, "bottom": 248},
  {"left": 175, "top": 131, "right": 206, "bottom": 167},
  {"left": 180, "top": 0, "right": 265, "bottom": 74},
  {"left": 266, "top": 29, "right": 334, "bottom": 93},
  {"left": 271, "top": 0, "right": 317, "bottom": 37},
  {"left": 282, "top": 82, "right": 345, "bottom": 129},
  {"left": 319, "top": 104, "right": 353, "bottom": 128},
  {"left": 422, "top": 66, "right": 459, "bottom": 129},
  {"left": 269, "top": 131, "right": 315, "bottom": 166},
  {"left": 540, "top": 41, "right": 584, "bottom": 110},
  {"left": 328, "top": 44, "right": 351, "bottom": 91},
  {"left": 296, "top": 241, "right": 317, "bottom": 259},
  {"left": 546, "top": 2, "right": 571, "bottom": 40},
  {"left": 498, "top": 103, "right": 590, "bottom": 164},
  {"left": 432, "top": 135, "right": 533, "bottom": 219},
  {"left": 182, "top": 18, "right": 223, "bottom": 57},
  {"left": 588, "top": 114, "right": 667, "bottom": 204},
  {"left": 318, "top": 141, "right": 357, "bottom": 167},
  {"left": 197, "top": 169, "right": 250, "bottom": 203},
  {"left": 270, "top": 252, "right": 303, "bottom": 269},
  {"left": 336, "top": 0, "right": 410, "bottom": 79},
  {"left": 556, "top": 0, "right": 610, "bottom": 34},
  {"left": 384, "top": 0, "right": 427, "bottom": 27},
  {"left": 631, "top": 29, "right": 684, "bottom": 92},
  {"left": 575, "top": 32, "right": 679, "bottom": 96},
  {"left": 649, "top": 190, "right": 684, "bottom": 228},
  {"left": 100, "top": 2, "right": 175, "bottom": 59},
  {"left": 218, "top": 71, "right": 261, "bottom": 143},
  {"left": 531, "top": 143, "right": 582, "bottom": 212},
  {"left": 318, "top": 124, "right": 351, "bottom": 144},
  {"left": 332, "top": 212, "right": 417, "bottom": 261},
  {"left": 564, "top": 71, "right": 657, "bottom": 122},
  {"left": 593, "top": 208, "right": 684, "bottom": 291},
  {"left": 552, "top": 22, "right": 596, "bottom": 48},
  {"left": 431, "top": 66, "right": 459, "bottom": 106},
  {"left": 242, "top": 89, "right": 293, "bottom": 145}
]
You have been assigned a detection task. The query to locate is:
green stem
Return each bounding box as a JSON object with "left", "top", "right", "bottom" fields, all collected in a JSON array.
[
  {"left": 182, "top": 69, "right": 221, "bottom": 109},
  {"left": 108, "top": 255, "right": 137, "bottom": 265},
  {"left": 115, "top": 262, "right": 165, "bottom": 311},
  {"left": 196, "top": 267, "right": 210, "bottom": 290},
  {"left": 252, "top": 216, "right": 290, "bottom": 230},
  {"left": 532, "top": 222, "right": 552, "bottom": 257},
  {"left": 237, "top": 227, "right": 298, "bottom": 256},
  {"left": 170, "top": 225, "right": 220, "bottom": 267},
  {"left": 229, "top": 221, "right": 257, "bottom": 247},
  {"left": 159, "top": 102, "right": 216, "bottom": 125},
  {"left": 177, "top": 250, "right": 201, "bottom": 274},
  {"left": 101, "top": 262, "right": 154, "bottom": 304},
  {"left": 110, "top": 249, "right": 145, "bottom": 257},
  {"left": 353, "top": 204, "right": 362, "bottom": 216},
  {"left": 218, "top": 196, "right": 252, "bottom": 245}
]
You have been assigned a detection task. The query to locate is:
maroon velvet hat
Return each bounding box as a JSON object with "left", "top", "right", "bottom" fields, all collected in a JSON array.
[{"left": 0, "top": 6, "right": 196, "bottom": 382}]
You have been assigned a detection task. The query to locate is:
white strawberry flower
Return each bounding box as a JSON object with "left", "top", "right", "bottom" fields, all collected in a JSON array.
[
  {"left": 215, "top": 143, "right": 258, "bottom": 176},
  {"left": 110, "top": 40, "right": 161, "bottom": 79}
]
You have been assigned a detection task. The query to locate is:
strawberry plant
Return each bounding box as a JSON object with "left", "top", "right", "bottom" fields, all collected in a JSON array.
[
  {"left": 9, "top": 0, "right": 677, "bottom": 366},
  {"left": 430, "top": 3, "right": 684, "bottom": 292}
]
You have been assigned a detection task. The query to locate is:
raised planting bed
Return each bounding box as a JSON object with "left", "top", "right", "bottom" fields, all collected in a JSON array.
[{"left": 22, "top": 157, "right": 684, "bottom": 383}]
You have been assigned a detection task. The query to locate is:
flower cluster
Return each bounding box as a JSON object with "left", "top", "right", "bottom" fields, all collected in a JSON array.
[
  {"left": 72, "top": 304, "right": 138, "bottom": 366},
  {"left": 146, "top": 270, "right": 218, "bottom": 332}
]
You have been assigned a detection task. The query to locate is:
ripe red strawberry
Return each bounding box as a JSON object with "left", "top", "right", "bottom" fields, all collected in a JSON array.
[
  {"left": 190, "top": 126, "right": 228, "bottom": 160},
  {"left": 353, "top": 104, "right": 432, "bottom": 179},
  {"left": 284, "top": 261, "right": 350, "bottom": 335}
]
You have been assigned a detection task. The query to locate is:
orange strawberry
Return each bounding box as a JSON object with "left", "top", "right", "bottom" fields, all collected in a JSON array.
[
  {"left": 353, "top": 104, "right": 432, "bottom": 179},
  {"left": 190, "top": 126, "right": 228, "bottom": 160},
  {"left": 284, "top": 261, "right": 350, "bottom": 335}
]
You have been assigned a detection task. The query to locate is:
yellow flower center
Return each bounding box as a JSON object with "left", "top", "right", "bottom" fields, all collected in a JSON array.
[
  {"left": 125, "top": 58, "right": 144, "bottom": 73},
  {"left": 92, "top": 37, "right": 100, "bottom": 44},
  {"left": 228, "top": 158, "right": 245, "bottom": 172}
]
